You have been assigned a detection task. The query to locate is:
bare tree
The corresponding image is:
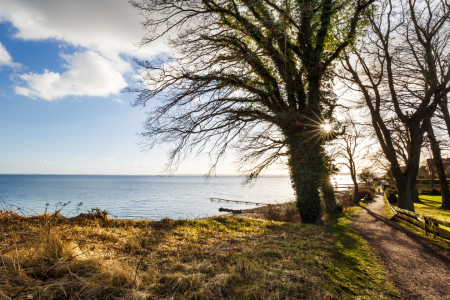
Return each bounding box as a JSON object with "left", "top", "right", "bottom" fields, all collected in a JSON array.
[
  {"left": 339, "top": 0, "right": 450, "bottom": 211},
  {"left": 333, "top": 116, "right": 366, "bottom": 203},
  {"left": 426, "top": 122, "right": 450, "bottom": 208},
  {"left": 129, "top": 0, "right": 375, "bottom": 223}
]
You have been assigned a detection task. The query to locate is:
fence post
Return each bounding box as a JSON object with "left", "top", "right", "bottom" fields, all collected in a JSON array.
[
  {"left": 433, "top": 220, "right": 439, "bottom": 238},
  {"left": 424, "top": 216, "right": 429, "bottom": 237}
]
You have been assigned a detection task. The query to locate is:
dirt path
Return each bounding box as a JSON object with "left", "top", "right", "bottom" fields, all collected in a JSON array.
[{"left": 351, "top": 195, "right": 450, "bottom": 299}]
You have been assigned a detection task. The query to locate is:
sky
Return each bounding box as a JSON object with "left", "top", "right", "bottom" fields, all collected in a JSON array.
[{"left": 0, "top": 0, "right": 257, "bottom": 175}]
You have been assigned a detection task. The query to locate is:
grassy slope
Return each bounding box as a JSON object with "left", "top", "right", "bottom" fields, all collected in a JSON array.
[{"left": 0, "top": 207, "right": 397, "bottom": 299}]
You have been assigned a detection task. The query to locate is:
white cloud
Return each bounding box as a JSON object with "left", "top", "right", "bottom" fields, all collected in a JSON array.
[
  {"left": 0, "top": 42, "right": 12, "bottom": 65},
  {"left": 15, "top": 51, "right": 128, "bottom": 100},
  {"left": 0, "top": 42, "right": 20, "bottom": 68},
  {"left": 77, "top": 158, "right": 85, "bottom": 161},
  {"left": 0, "top": 0, "right": 167, "bottom": 59},
  {"left": 37, "top": 160, "right": 52, "bottom": 164},
  {"left": 112, "top": 98, "right": 124, "bottom": 105},
  {"left": 0, "top": 0, "right": 170, "bottom": 100}
]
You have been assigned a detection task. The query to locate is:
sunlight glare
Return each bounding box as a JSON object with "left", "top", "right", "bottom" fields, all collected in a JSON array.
[{"left": 323, "top": 123, "right": 332, "bottom": 133}]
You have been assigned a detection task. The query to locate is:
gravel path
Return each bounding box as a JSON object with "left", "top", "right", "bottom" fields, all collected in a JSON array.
[{"left": 351, "top": 195, "right": 450, "bottom": 299}]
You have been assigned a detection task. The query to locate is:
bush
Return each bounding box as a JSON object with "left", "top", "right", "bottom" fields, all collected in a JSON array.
[
  {"left": 430, "top": 188, "right": 440, "bottom": 196},
  {"left": 358, "top": 189, "right": 373, "bottom": 201},
  {"left": 385, "top": 188, "right": 397, "bottom": 203},
  {"left": 416, "top": 179, "right": 440, "bottom": 185},
  {"left": 420, "top": 189, "right": 431, "bottom": 195}
]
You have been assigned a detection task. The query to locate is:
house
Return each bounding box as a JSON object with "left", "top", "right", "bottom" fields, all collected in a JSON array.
[{"left": 427, "top": 158, "right": 450, "bottom": 173}]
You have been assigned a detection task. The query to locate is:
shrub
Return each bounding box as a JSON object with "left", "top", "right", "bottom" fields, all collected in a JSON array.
[
  {"left": 358, "top": 189, "right": 373, "bottom": 201},
  {"left": 385, "top": 188, "right": 397, "bottom": 203},
  {"left": 416, "top": 179, "right": 440, "bottom": 185},
  {"left": 430, "top": 188, "right": 440, "bottom": 196},
  {"left": 420, "top": 189, "right": 431, "bottom": 195}
]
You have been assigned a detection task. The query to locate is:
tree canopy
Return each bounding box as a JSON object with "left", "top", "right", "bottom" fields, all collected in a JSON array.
[
  {"left": 339, "top": 0, "right": 450, "bottom": 211},
  {"left": 130, "top": 0, "right": 376, "bottom": 223}
]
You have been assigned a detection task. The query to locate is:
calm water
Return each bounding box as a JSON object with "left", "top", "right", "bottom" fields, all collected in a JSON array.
[{"left": 0, "top": 175, "right": 295, "bottom": 220}]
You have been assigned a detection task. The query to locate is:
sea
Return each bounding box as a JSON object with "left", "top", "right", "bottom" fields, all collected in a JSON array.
[
  {"left": 0, "top": 174, "right": 354, "bottom": 220},
  {"left": 0, "top": 175, "right": 296, "bottom": 220}
]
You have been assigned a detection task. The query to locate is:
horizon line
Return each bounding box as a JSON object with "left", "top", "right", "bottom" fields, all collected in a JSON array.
[{"left": 0, "top": 173, "right": 291, "bottom": 177}]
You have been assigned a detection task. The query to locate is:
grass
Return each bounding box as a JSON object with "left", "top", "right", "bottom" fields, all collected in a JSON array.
[
  {"left": 0, "top": 204, "right": 398, "bottom": 299},
  {"left": 385, "top": 194, "right": 450, "bottom": 223},
  {"left": 382, "top": 194, "right": 395, "bottom": 220},
  {"left": 384, "top": 194, "right": 450, "bottom": 249},
  {"left": 415, "top": 195, "right": 450, "bottom": 223}
]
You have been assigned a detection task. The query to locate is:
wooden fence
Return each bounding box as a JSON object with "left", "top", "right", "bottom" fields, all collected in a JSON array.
[{"left": 386, "top": 201, "right": 450, "bottom": 246}]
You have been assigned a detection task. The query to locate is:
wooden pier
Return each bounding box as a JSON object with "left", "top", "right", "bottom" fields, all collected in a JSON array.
[{"left": 210, "top": 197, "right": 270, "bottom": 206}]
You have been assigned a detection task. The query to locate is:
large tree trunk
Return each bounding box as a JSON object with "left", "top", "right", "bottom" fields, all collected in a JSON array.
[
  {"left": 395, "top": 173, "right": 416, "bottom": 212},
  {"left": 431, "top": 170, "right": 435, "bottom": 189},
  {"left": 427, "top": 125, "right": 450, "bottom": 209},
  {"left": 287, "top": 134, "right": 323, "bottom": 224},
  {"left": 321, "top": 174, "right": 337, "bottom": 212},
  {"left": 393, "top": 124, "right": 425, "bottom": 212},
  {"left": 438, "top": 97, "right": 450, "bottom": 140},
  {"left": 413, "top": 183, "right": 420, "bottom": 203}
]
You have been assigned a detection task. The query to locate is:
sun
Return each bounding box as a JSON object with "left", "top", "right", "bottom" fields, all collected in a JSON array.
[
  {"left": 323, "top": 123, "right": 332, "bottom": 133},
  {"left": 300, "top": 109, "right": 336, "bottom": 146}
]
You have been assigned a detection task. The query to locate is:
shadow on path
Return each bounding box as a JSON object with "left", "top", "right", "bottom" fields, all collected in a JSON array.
[{"left": 351, "top": 195, "right": 450, "bottom": 300}]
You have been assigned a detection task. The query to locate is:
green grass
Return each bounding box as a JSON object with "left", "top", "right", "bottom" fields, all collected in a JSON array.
[
  {"left": 0, "top": 206, "right": 398, "bottom": 299},
  {"left": 415, "top": 195, "right": 450, "bottom": 223},
  {"left": 384, "top": 194, "right": 450, "bottom": 249},
  {"left": 324, "top": 209, "right": 398, "bottom": 299},
  {"left": 383, "top": 194, "right": 395, "bottom": 220}
]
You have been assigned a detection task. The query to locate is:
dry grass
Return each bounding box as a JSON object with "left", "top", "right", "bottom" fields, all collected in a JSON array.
[
  {"left": 261, "top": 201, "right": 301, "bottom": 222},
  {"left": 0, "top": 204, "right": 397, "bottom": 299}
]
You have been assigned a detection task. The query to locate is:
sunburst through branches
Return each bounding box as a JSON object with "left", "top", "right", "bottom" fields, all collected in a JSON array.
[{"left": 301, "top": 110, "right": 336, "bottom": 147}]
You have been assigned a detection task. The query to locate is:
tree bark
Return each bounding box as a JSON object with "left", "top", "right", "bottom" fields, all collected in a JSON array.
[
  {"left": 431, "top": 170, "right": 435, "bottom": 189},
  {"left": 395, "top": 173, "right": 416, "bottom": 211},
  {"left": 321, "top": 174, "right": 337, "bottom": 212},
  {"left": 287, "top": 134, "right": 323, "bottom": 224},
  {"left": 438, "top": 98, "right": 450, "bottom": 140},
  {"left": 351, "top": 174, "right": 359, "bottom": 204},
  {"left": 413, "top": 183, "right": 420, "bottom": 203},
  {"left": 427, "top": 125, "right": 450, "bottom": 209}
]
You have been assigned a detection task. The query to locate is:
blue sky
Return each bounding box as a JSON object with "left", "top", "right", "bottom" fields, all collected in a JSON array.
[{"left": 0, "top": 0, "right": 249, "bottom": 175}]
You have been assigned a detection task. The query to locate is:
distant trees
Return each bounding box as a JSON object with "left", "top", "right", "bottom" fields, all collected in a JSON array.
[
  {"left": 130, "top": 0, "right": 376, "bottom": 223},
  {"left": 339, "top": 0, "right": 450, "bottom": 212},
  {"left": 358, "top": 167, "right": 375, "bottom": 186},
  {"left": 417, "top": 166, "right": 430, "bottom": 179}
]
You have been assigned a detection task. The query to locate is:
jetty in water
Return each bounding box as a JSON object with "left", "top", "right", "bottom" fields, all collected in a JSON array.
[{"left": 210, "top": 197, "right": 270, "bottom": 206}]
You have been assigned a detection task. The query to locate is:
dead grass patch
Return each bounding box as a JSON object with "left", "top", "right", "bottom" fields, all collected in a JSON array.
[
  {"left": 262, "top": 201, "right": 301, "bottom": 222},
  {"left": 0, "top": 203, "right": 396, "bottom": 299}
]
